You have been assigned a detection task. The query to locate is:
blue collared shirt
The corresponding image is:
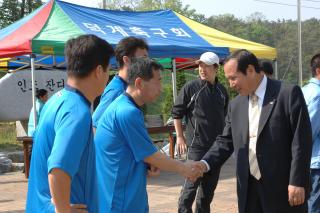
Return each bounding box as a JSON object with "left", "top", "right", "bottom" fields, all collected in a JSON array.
[
  {"left": 302, "top": 78, "right": 320, "bottom": 169},
  {"left": 27, "top": 98, "right": 45, "bottom": 136},
  {"left": 94, "top": 93, "right": 157, "bottom": 213},
  {"left": 92, "top": 75, "right": 127, "bottom": 128},
  {"left": 26, "top": 85, "right": 98, "bottom": 212}
]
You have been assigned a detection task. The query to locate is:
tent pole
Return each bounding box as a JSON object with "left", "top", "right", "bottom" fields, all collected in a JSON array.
[
  {"left": 31, "top": 54, "right": 37, "bottom": 128},
  {"left": 53, "top": 55, "right": 56, "bottom": 67},
  {"left": 274, "top": 60, "right": 278, "bottom": 80},
  {"left": 171, "top": 58, "right": 177, "bottom": 102}
]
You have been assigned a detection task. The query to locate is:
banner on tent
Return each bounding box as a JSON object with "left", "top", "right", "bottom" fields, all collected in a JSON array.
[
  {"left": 82, "top": 23, "right": 191, "bottom": 39},
  {"left": 60, "top": 2, "right": 211, "bottom": 49}
]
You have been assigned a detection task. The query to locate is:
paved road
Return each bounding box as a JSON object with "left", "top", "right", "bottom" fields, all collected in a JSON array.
[{"left": 0, "top": 158, "right": 237, "bottom": 213}]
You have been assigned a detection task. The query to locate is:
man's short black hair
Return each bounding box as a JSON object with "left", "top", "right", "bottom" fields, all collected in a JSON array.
[
  {"left": 115, "top": 36, "right": 149, "bottom": 68},
  {"left": 36, "top": 89, "right": 47, "bottom": 99},
  {"left": 65, "top": 34, "right": 114, "bottom": 78},
  {"left": 127, "top": 57, "right": 163, "bottom": 86},
  {"left": 311, "top": 53, "right": 320, "bottom": 77},
  {"left": 260, "top": 59, "right": 273, "bottom": 76},
  {"left": 224, "top": 49, "right": 260, "bottom": 75}
]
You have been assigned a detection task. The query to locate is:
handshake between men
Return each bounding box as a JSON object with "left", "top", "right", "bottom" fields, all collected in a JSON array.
[
  {"left": 179, "top": 161, "right": 208, "bottom": 182},
  {"left": 145, "top": 151, "right": 207, "bottom": 182}
]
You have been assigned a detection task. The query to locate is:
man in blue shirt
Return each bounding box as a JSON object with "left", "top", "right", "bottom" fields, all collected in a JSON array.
[
  {"left": 92, "top": 36, "right": 149, "bottom": 129},
  {"left": 302, "top": 53, "right": 320, "bottom": 213},
  {"left": 94, "top": 57, "right": 203, "bottom": 213},
  {"left": 26, "top": 34, "right": 114, "bottom": 213},
  {"left": 27, "top": 89, "right": 48, "bottom": 136}
]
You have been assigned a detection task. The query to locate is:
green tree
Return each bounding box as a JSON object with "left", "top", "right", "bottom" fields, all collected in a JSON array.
[
  {"left": 205, "top": 13, "right": 320, "bottom": 85},
  {"left": 176, "top": 70, "right": 186, "bottom": 93},
  {"left": 245, "top": 13, "right": 273, "bottom": 46},
  {"left": 0, "top": 0, "right": 43, "bottom": 29},
  {"left": 217, "top": 66, "right": 237, "bottom": 99},
  {"left": 206, "top": 14, "right": 247, "bottom": 38},
  {"left": 301, "top": 18, "right": 320, "bottom": 80},
  {"left": 101, "top": 0, "right": 138, "bottom": 10},
  {"left": 102, "top": 0, "right": 205, "bottom": 23},
  {"left": 23, "top": 0, "right": 42, "bottom": 16},
  {"left": 161, "top": 85, "right": 173, "bottom": 121},
  {"left": 0, "top": 0, "right": 20, "bottom": 28}
]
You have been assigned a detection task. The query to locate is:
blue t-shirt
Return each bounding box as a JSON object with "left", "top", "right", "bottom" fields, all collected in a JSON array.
[
  {"left": 302, "top": 78, "right": 320, "bottom": 169},
  {"left": 92, "top": 75, "right": 127, "bottom": 128},
  {"left": 26, "top": 85, "right": 98, "bottom": 213},
  {"left": 27, "top": 98, "right": 45, "bottom": 136},
  {"left": 94, "top": 93, "right": 157, "bottom": 213}
]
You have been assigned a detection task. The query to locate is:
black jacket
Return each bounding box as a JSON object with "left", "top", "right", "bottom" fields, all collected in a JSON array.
[
  {"left": 202, "top": 78, "right": 312, "bottom": 213},
  {"left": 172, "top": 79, "right": 229, "bottom": 149}
]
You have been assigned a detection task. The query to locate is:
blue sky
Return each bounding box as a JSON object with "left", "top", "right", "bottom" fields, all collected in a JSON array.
[
  {"left": 62, "top": 0, "right": 320, "bottom": 21},
  {"left": 183, "top": 0, "right": 320, "bottom": 21}
]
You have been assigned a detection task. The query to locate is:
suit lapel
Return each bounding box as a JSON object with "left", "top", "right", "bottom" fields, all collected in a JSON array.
[
  {"left": 257, "top": 78, "right": 277, "bottom": 138},
  {"left": 238, "top": 96, "right": 249, "bottom": 145}
]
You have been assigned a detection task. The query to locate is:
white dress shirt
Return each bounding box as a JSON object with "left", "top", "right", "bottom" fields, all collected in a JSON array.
[{"left": 201, "top": 75, "right": 267, "bottom": 172}]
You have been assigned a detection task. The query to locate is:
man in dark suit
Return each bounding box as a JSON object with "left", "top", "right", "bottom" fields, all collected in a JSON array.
[{"left": 196, "top": 49, "right": 312, "bottom": 213}]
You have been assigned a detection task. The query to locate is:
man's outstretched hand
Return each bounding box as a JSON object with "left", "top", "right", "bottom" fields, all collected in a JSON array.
[{"left": 180, "top": 161, "right": 207, "bottom": 182}]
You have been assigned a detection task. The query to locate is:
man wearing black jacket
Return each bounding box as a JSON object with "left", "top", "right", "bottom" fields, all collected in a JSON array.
[
  {"left": 172, "top": 52, "right": 229, "bottom": 213},
  {"left": 197, "top": 49, "right": 312, "bottom": 213}
]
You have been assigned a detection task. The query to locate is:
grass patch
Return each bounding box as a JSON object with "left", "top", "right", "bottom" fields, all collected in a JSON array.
[
  {"left": 0, "top": 122, "right": 22, "bottom": 152},
  {"left": 0, "top": 71, "right": 6, "bottom": 78}
]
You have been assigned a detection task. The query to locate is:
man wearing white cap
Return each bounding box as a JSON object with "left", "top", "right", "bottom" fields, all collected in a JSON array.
[{"left": 172, "top": 52, "right": 229, "bottom": 212}]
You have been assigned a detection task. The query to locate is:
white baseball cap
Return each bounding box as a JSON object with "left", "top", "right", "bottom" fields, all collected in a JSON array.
[{"left": 196, "top": 52, "right": 219, "bottom": 65}]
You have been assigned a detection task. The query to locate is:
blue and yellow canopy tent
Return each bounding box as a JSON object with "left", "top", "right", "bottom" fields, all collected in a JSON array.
[
  {"left": 0, "top": 0, "right": 276, "bottom": 124},
  {"left": 0, "top": 0, "right": 276, "bottom": 58}
]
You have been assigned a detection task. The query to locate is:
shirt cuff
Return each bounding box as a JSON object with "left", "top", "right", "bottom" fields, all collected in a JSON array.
[{"left": 200, "top": 160, "right": 210, "bottom": 172}]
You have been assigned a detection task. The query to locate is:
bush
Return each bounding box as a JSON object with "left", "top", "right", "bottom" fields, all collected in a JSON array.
[
  {"left": 161, "top": 85, "right": 173, "bottom": 121},
  {"left": 0, "top": 122, "right": 21, "bottom": 151}
]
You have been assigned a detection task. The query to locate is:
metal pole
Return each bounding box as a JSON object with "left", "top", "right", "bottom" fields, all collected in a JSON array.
[
  {"left": 171, "top": 58, "right": 177, "bottom": 102},
  {"left": 298, "top": 0, "right": 303, "bottom": 86},
  {"left": 52, "top": 55, "right": 56, "bottom": 67},
  {"left": 103, "top": 0, "right": 106, "bottom": 9},
  {"left": 274, "top": 60, "right": 278, "bottom": 80},
  {"left": 31, "top": 54, "right": 37, "bottom": 128},
  {"left": 282, "top": 56, "right": 294, "bottom": 81}
]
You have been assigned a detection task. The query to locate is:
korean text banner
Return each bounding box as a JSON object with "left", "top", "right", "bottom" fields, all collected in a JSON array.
[{"left": 32, "top": 0, "right": 229, "bottom": 58}]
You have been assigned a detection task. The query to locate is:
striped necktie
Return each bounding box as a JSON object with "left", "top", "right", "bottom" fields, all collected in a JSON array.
[{"left": 248, "top": 94, "right": 261, "bottom": 180}]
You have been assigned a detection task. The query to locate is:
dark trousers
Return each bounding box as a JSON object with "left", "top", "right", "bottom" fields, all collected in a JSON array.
[
  {"left": 308, "top": 169, "right": 320, "bottom": 213},
  {"left": 245, "top": 175, "right": 308, "bottom": 213},
  {"left": 178, "top": 148, "right": 220, "bottom": 213},
  {"left": 245, "top": 175, "right": 269, "bottom": 213}
]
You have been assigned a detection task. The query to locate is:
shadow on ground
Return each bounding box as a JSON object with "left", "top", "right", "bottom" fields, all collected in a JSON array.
[{"left": 0, "top": 180, "right": 28, "bottom": 185}]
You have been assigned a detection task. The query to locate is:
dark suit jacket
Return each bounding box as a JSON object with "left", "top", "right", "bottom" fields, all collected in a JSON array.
[{"left": 202, "top": 78, "right": 312, "bottom": 213}]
